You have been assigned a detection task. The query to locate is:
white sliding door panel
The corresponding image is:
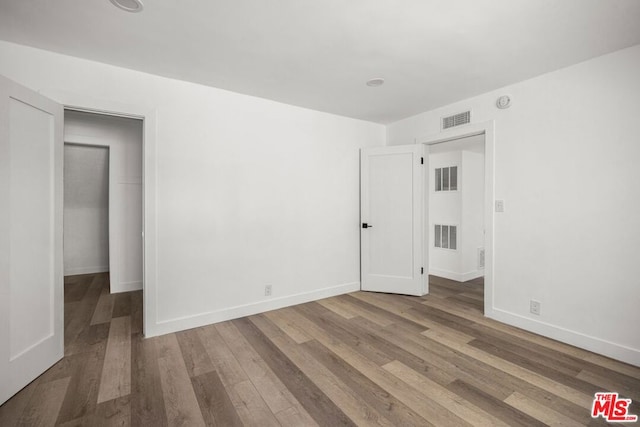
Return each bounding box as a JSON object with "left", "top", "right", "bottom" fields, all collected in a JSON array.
[
  {"left": 361, "top": 145, "right": 425, "bottom": 296},
  {"left": 0, "top": 74, "right": 63, "bottom": 405}
]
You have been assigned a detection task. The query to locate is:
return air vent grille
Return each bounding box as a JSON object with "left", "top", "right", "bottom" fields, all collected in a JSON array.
[
  {"left": 442, "top": 111, "right": 471, "bottom": 130},
  {"left": 434, "top": 224, "right": 457, "bottom": 250}
]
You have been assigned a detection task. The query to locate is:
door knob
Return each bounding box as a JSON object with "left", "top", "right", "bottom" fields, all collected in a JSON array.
[{"left": 362, "top": 223, "right": 373, "bottom": 228}]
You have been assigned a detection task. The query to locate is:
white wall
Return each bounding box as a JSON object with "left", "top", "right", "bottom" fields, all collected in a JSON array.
[
  {"left": 388, "top": 44, "right": 640, "bottom": 366},
  {"left": 461, "top": 150, "right": 484, "bottom": 279},
  {"left": 63, "top": 144, "right": 109, "bottom": 275},
  {"left": 429, "top": 151, "right": 462, "bottom": 277},
  {"left": 65, "top": 111, "right": 143, "bottom": 293},
  {"left": 428, "top": 144, "right": 484, "bottom": 282},
  {"left": 0, "top": 41, "right": 385, "bottom": 337}
]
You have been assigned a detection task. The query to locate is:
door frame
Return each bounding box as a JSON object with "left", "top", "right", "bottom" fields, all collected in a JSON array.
[
  {"left": 419, "top": 120, "right": 495, "bottom": 317},
  {"left": 42, "top": 90, "right": 158, "bottom": 337}
]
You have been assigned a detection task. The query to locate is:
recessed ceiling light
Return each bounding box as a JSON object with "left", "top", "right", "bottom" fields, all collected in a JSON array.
[
  {"left": 366, "top": 78, "right": 385, "bottom": 87},
  {"left": 109, "top": 0, "right": 144, "bottom": 13}
]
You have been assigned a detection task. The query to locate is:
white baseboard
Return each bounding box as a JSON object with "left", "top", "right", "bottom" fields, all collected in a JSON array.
[
  {"left": 486, "top": 307, "right": 640, "bottom": 367},
  {"left": 461, "top": 270, "right": 484, "bottom": 282},
  {"left": 430, "top": 268, "right": 462, "bottom": 282},
  {"left": 430, "top": 268, "right": 484, "bottom": 283},
  {"left": 64, "top": 266, "right": 109, "bottom": 276},
  {"left": 111, "top": 280, "right": 142, "bottom": 293},
  {"left": 147, "top": 281, "right": 361, "bottom": 338}
]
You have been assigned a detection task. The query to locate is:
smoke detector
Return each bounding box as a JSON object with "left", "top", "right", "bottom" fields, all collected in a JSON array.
[
  {"left": 496, "top": 95, "right": 512, "bottom": 109},
  {"left": 109, "top": 0, "right": 144, "bottom": 12}
]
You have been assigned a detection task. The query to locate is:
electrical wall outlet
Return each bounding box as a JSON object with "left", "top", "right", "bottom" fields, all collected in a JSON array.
[
  {"left": 264, "top": 285, "right": 272, "bottom": 296},
  {"left": 530, "top": 300, "right": 541, "bottom": 315},
  {"left": 495, "top": 200, "right": 505, "bottom": 213}
]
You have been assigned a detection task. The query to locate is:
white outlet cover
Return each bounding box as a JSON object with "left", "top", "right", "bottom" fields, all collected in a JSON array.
[
  {"left": 495, "top": 200, "right": 505, "bottom": 212},
  {"left": 530, "top": 300, "right": 541, "bottom": 315}
]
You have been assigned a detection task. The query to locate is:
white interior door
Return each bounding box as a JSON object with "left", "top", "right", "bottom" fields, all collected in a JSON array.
[
  {"left": 0, "top": 75, "right": 64, "bottom": 405},
  {"left": 361, "top": 144, "right": 425, "bottom": 296}
]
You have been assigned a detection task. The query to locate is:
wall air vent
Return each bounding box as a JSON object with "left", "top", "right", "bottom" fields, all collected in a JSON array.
[
  {"left": 434, "top": 224, "right": 457, "bottom": 250},
  {"left": 442, "top": 110, "right": 471, "bottom": 130}
]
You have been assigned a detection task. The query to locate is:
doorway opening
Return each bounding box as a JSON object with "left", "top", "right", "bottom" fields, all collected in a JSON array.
[
  {"left": 0, "top": 75, "right": 154, "bottom": 405},
  {"left": 421, "top": 121, "right": 494, "bottom": 317},
  {"left": 426, "top": 133, "right": 485, "bottom": 313},
  {"left": 64, "top": 144, "right": 110, "bottom": 279},
  {"left": 63, "top": 110, "right": 143, "bottom": 297}
]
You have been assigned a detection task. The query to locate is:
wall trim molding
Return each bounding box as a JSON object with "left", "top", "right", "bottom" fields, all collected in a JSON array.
[
  {"left": 147, "top": 281, "right": 360, "bottom": 338},
  {"left": 64, "top": 266, "right": 109, "bottom": 276},
  {"left": 486, "top": 308, "right": 640, "bottom": 367},
  {"left": 114, "top": 281, "right": 142, "bottom": 293},
  {"left": 430, "top": 268, "right": 463, "bottom": 282},
  {"left": 430, "top": 269, "right": 484, "bottom": 283},
  {"left": 460, "top": 270, "right": 484, "bottom": 282}
]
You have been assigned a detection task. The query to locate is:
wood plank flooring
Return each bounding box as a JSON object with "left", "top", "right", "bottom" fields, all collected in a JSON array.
[{"left": 1, "top": 273, "right": 639, "bottom": 426}]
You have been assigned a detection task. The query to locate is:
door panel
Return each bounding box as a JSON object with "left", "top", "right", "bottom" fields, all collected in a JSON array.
[
  {"left": 0, "top": 75, "right": 63, "bottom": 405},
  {"left": 361, "top": 145, "right": 425, "bottom": 296},
  {"left": 368, "top": 153, "right": 414, "bottom": 277}
]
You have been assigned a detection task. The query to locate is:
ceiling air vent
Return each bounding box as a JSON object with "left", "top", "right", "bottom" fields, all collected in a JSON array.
[{"left": 442, "top": 110, "right": 471, "bottom": 130}]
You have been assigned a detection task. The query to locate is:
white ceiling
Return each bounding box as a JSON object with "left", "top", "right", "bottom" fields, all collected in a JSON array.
[{"left": 1, "top": 0, "right": 639, "bottom": 124}]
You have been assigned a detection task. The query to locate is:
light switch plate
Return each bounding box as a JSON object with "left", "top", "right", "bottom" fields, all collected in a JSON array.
[{"left": 495, "top": 200, "right": 505, "bottom": 213}]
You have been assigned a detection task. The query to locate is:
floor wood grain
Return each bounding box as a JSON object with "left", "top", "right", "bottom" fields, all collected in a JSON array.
[
  {"left": 1, "top": 272, "right": 639, "bottom": 426},
  {"left": 97, "top": 316, "right": 131, "bottom": 403}
]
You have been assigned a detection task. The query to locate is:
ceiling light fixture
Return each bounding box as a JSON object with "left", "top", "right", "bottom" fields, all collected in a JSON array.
[
  {"left": 366, "top": 78, "right": 385, "bottom": 87},
  {"left": 109, "top": 0, "right": 144, "bottom": 13}
]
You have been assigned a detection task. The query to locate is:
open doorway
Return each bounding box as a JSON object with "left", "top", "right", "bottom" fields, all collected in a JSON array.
[
  {"left": 64, "top": 144, "right": 110, "bottom": 277},
  {"left": 425, "top": 133, "right": 486, "bottom": 313},
  {"left": 0, "top": 75, "right": 153, "bottom": 404},
  {"left": 63, "top": 110, "right": 143, "bottom": 295}
]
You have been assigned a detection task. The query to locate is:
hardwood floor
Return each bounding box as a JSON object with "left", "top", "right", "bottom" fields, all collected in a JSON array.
[{"left": 1, "top": 273, "right": 639, "bottom": 426}]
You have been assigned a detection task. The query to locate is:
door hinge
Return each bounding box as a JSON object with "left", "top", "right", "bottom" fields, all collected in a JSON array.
[
  {"left": 421, "top": 267, "right": 424, "bottom": 274},
  {"left": 421, "top": 157, "right": 424, "bottom": 165}
]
